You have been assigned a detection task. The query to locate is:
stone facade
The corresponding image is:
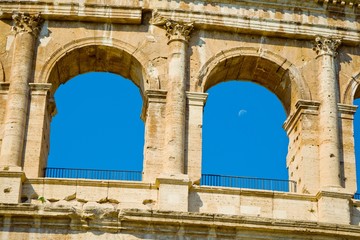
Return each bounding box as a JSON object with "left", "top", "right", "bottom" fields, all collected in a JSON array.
[{"left": 0, "top": 0, "right": 360, "bottom": 239}]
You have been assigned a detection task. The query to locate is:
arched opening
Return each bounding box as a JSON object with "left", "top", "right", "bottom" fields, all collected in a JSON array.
[
  {"left": 202, "top": 81, "right": 288, "bottom": 178},
  {"left": 24, "top": 42, "right": 156, "bottom": 180},
  {"left": 46, "top": 72, "right": 144, "bottom": 177},
  {"left": 201, "top": 81, "right": 289, "bottom": 191},
  {"left": 197, "top": 49, "right": 310, "bottom": 192}
]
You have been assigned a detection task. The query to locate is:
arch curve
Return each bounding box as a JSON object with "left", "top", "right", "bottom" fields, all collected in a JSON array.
[
  {"left": 196, "top": 47, "right": 311, "bottom": 115},
  {"left": 39, "top": 37, "right": 160, "bottom": 95},
  {"left": 343, "top": 72, "right": 360, "bottom": 104}
]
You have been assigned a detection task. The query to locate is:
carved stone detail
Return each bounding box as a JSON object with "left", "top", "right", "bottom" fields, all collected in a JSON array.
[
  {"left": 12, "top": 13, "right": 44, "bottom": 36},
  {"left": 151, "top": 11, "right": 194, "bottom": 42},
  {"left": 313, "top": 36, "right": 341, "bottom": 57}
]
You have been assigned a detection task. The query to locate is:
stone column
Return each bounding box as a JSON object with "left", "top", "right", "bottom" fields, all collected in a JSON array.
[
  {"left": 313, "top": 36, "right": 342, "bottom": 190},
  {"left": 0, "top": 13, "right": 43, "bottom": 171},
  {"left": 151, "top": 13, "right": 194, "bottom": 175},
  {"left": 150, "top": 13, "right": 193, "bottom": 212}
]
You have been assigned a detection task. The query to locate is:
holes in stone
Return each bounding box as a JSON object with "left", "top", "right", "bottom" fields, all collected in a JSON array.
[{"left": 330, "top": 153, "right": 335, "bottom": 157}]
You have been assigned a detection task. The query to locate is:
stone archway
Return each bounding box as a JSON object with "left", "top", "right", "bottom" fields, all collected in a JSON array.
[
  {"left": 193, "top": 47, "right": 315, "bottom": 193},
  {"left": 23, "top": 38, "right": 161, "bottom": 179},
  {"left": 38, "top": 37, "right": 160, "bottom": 94}
]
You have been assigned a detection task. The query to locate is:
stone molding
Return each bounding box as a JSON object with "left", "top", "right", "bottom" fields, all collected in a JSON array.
[
  {"left": 338, "top": 103, "right": 358, "bottom": 120},
  {"left": 283, "top": 100, "right": 320, "bottom": 133},
  {"left": 315, "top": 0, "right": 360, "bottom": 6},
  {"left": 12, "top": 13, "right": 44, "bottom": 36},
  {"left": 2, "top": 3, "right": 360, "bottom": 43},
  {"left": 313, "top": 36, "right": 342, "bottom": 57},
  {"left": 0, "top": 171, "right": 25, "bottom": 181},
  {"left": 0, "top": 3, "right": 142, "bottom": 24},
  {"left": 186, "top": 92, "right": 208, "bottom": 107},
  {"left": 26, "top": 178, "right": 157, "bottom": 189},
  {"left": 0, "top": 206, "right": 360, "bottom": 238},
  {"left": 141, "top": 89, "right": 167, "bottom": 120},
  {"left": 145, "top": 89, "right": 167, "bottom": 103},
  {"left": 316, "top": 190, "right": 354, "bottom": 200},
  {"left": 150, "top": 11, "right": 194, "bottom": 42},
  {"left": 29, "top": 83, "right": 52, "bottom": 94},
  {"left": 192, "top": 185, "right": 317, "bottom": 201}
]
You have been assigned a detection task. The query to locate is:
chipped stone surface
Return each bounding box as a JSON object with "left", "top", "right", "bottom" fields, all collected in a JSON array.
[{"left": 0, "top": 0, "right": 360, "bottom": 238}]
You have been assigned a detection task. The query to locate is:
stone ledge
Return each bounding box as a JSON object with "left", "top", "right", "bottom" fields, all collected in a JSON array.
[
  {"left": 27, "top": 178, "right": 157, "bottom": 189},
  {"left": 192, "top": 185, "right": 317, "bottom": 201},
  {"left": 2, "top": 1, "right": 360, "bottom": 44},
  {"left": 0, "top": 171, "right": 25, "bottom": 181},
  {"left": 0, "top": 2, "right": 142, "bottom": 24},
  {"left": 0, "top": 206, "right": 359, "bottom": 238}
]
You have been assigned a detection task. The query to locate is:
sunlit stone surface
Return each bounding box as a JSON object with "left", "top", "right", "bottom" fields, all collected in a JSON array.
[{"left": 0, "top": 0, "right": 360, "bottom": 239}]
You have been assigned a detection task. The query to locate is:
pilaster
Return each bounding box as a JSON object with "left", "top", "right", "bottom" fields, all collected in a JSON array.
[
  {"left": 142, "top": 90, "right": 167, "bottom": 182},
  {"left": 338, "top": 103, "right": 358, "bottom": 193},
  {"left": 185, "top": 92, "right": 208, "bottom": 184},
  {"left": 23, "top": 83, "right": 53, "bottom": 178},
  {"left": 283, "top": 100, "right": 320, "bottom": 194},
  {"left": 313, "top": 36, "right": 343, "bottom": 190}
]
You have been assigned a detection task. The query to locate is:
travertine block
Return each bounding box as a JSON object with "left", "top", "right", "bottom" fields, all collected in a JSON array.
[
  {"left": 0, "top": 172, "right": 24, "bottom": 203},
  {"left": 156, "top": 174, "right": 190, "bottom": 212}
]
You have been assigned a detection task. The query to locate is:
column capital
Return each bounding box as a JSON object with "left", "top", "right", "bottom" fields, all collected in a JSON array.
[
  {"left": 313, "top": 36, "right": 341, "bottom": 57},
  {"left": 12, "top": 13, "right": 44, "bottom": 36},
  {"left": 150, "top": 11, "right": 194, "bottom": 43}
]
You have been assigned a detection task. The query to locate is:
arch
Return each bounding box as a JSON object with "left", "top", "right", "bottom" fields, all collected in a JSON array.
[
  {"left": 39, "top": 37, "right": 160, "bottom": 95},
  {"left": 343, "top": 73, "right": 360, "bottom": 104},
  {"left": 196, "top": 47, "right": 311, "bottom": 115}
]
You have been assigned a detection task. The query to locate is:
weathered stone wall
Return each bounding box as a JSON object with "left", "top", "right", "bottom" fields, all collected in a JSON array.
[{"left": 0, "top": 0, "right": 360, "bottom": 238}]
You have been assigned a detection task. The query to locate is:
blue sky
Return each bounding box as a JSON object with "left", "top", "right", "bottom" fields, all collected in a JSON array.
[{"left": 47, "top": 72, "right": 360, "bottom": 190}]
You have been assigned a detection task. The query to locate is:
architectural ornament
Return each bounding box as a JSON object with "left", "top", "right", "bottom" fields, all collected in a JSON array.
[
  {"left": 150, "top": 11, "right": 194, "bottom": 42},
  {"left": 313, "top": 36, "right": 341, "bottom": 57},
  {"left": 12, "top": 13, "right": 43, "bottom": 36}
]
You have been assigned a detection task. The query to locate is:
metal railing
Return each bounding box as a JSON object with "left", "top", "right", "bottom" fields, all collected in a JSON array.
[
  {"left": 44, "top": 167, "right": 142, "bottom": 181},
  {"left": 354, "top": 193, "right": 360, "bottom": 200},
  {"left": 201, "top": 174, "right": 297, "bottom": 192}
]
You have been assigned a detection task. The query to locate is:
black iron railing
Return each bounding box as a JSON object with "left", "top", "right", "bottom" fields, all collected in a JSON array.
[
  {"left": 44, "top": 167, "right": 142, "bottom": 181},
  {"left": 201, "top": 174, "right": 297, "bottom": 192},
  {"left": 354, "top": 193, "right": 360, "bottom": 200}
]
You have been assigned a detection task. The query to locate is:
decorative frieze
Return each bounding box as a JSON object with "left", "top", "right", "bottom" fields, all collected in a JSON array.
[
  {"left": 313, "top": 36, "right": 341, "bottom": 57},
  {"left": 12, "top": 13, "right": 43, "bottom": 36}
]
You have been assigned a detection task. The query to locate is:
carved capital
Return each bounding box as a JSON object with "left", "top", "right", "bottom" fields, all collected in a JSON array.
[
  {"left": 313, "top": 36, "right": 341, "bottom": 57},
  {"left": 150, "top": 11, "right": 194, "bottom": 42},
  {"left": 12, "top": 13, "right": 44, "bottom": 36}
]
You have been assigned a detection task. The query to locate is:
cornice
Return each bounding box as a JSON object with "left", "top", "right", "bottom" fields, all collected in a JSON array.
[
  {"left": 0, "top": 206, "right": 360, "bottom": 238},
  {"left": 0, "top": 2, "right": 142, "bottom": 24},
  {"left": 1, "top": 1, "right": 360, "bottom": 44}
]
